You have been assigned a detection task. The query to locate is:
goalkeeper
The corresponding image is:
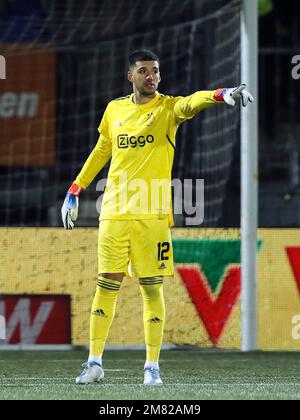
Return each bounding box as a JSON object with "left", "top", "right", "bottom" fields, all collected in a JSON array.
[{"left": 61, "top": 49, "right": 253, "bottom": 385}]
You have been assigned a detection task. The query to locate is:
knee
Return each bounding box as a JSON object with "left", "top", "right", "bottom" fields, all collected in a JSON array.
[
  {"left": 139, "top": 277, "right": 163, "bottom": 299},
  {"left": 95, "top": 276, "right": 122, "bottom": 298},
  {"left": 99, "top": 272, "right": 124, "bottom": 282}
]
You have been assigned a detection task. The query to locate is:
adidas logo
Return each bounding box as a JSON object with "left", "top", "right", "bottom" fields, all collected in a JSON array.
[
  {"left": 92, "top": 309, "right": 107, "bottom": 317},
  {"left": 159, "top": 262, "right": 166, "bottom": 269},
  {"left": 148, "top": 317, "right": 162, "bottom": 324}
]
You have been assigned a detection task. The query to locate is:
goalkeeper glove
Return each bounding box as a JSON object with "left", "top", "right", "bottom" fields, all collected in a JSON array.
[
  {"left": 61, "top": 183, "right": 84, "bottom": 230},
  {"left": 214, "top": 84, "right": 254, "bottom": 107}
]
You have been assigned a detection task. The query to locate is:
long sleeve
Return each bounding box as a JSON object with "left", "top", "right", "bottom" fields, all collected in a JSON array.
[
  {"left": 173, "top": 90, "right": 219, "bottom": 124},
  {"left": 74, "top": 134, "right": 112, "bottom": 189}
]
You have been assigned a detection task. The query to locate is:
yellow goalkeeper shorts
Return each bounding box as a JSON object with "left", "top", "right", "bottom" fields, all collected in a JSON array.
[{"left": 98, "top": 218, "right": 174, "bottom": 278}]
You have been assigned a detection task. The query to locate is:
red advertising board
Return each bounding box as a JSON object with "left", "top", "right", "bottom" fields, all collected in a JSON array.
[
  {"left": 0, "top": 46, "right": 56, "bottom": 166},
  {"left": 0, "top": 294, "right": 71, "bottom": 344}
]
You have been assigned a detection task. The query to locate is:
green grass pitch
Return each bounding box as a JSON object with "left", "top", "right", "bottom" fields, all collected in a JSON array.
[{"left": 0, "top": 349, "right": 300, "bottom": 400}]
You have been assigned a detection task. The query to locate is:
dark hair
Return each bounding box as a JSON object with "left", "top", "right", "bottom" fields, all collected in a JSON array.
[{"left": 128, "top": 49, "right": 159, "bottom": 68}]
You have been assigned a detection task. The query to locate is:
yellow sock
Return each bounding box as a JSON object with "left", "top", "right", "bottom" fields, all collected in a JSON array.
[
  {"left": 139, "top": 277, "right": 165, "bottom": 363},
  {"left": 89, "top": 276, "right": 121, "bottom": 358}
]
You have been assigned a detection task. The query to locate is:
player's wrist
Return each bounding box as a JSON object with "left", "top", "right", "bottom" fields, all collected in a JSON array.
[
  {"left": 213, "top": 88, "right": 226, "bottom": 102},
  {"left": 68, "top": 182, "right": 84, "bottom": 197}
]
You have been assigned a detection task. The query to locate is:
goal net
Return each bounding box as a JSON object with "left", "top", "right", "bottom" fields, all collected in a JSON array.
[{"left": 0, "top": 0, "right": 243, "bottom": 348}]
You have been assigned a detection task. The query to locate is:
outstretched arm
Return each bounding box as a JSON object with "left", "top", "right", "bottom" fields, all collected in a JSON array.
[
  {"left": 173, "top": 84, "right": 253, "bottom": 124},
  {"left": 173, "top": 90, "right": 218, "bottom": 124}
]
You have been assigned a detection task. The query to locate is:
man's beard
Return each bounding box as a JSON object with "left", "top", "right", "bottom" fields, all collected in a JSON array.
[{"left": 139, "top": 86, "right": 156, "bottom": 97}]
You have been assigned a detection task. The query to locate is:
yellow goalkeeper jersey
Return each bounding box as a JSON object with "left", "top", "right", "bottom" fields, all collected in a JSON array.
[{"left": 75, "top": 90, "right": 219, "bottom": 225}]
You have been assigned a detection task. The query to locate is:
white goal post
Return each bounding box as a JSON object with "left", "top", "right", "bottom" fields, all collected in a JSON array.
[{"left": 241, "top": 0, "right": 258, "bottom": 351}]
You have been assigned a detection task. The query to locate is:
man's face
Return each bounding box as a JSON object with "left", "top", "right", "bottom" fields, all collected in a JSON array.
[{"left": 128, "top": 60, "right": 161, "bottom": 96}]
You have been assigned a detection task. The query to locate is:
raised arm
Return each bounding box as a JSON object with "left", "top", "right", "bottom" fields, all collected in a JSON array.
[
  {"left": 173, "top": 90, "right": 218, "bottom": 124},
  {"left": 174, "top": 84, "right": 253, "bottom": 124}
]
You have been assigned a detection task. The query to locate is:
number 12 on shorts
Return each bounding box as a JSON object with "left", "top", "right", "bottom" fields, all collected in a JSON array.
[{"left": 157, "top": 242, "right": 170, "bottom": 261}]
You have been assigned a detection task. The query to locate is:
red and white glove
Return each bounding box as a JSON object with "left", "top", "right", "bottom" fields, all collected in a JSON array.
[
  {"left": 61, "top": 183, "right": 84, "bottom": 230},
  {"left": 214, "top": 84, "right": 254, "bottom": 107}
]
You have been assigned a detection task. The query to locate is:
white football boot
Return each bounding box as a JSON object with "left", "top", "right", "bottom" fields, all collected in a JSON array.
[
  {"left": 144, "top": 367, "right": 163, "bottom": 385},
  {"left": 75, "top": 361, "right": 104, "bottom": 384}
]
